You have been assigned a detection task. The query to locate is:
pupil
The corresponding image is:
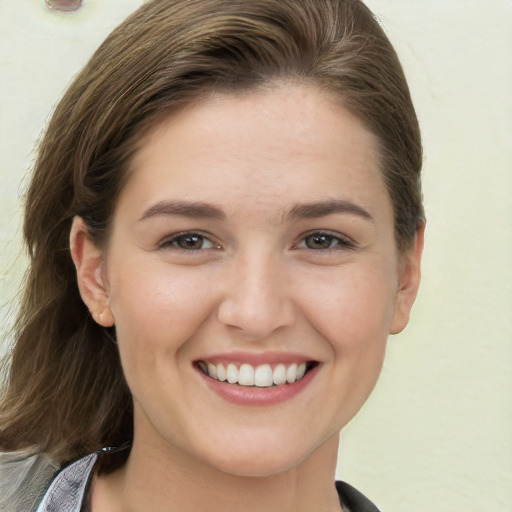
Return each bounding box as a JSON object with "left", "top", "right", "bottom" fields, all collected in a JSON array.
[
  {"left": 180, "top": 235, "right": 201, "bottom": 249},
  {"left": 308, "top": 234, "right": 330, "bottom": 249}
]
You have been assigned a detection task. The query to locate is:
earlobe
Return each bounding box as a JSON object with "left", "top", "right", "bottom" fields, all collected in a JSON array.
[
  {"left": 389, "top": 223, "right": 425, "bottom": 335},
  {"left": 70, "top": 217, "right": 114, "bottom": 327}
]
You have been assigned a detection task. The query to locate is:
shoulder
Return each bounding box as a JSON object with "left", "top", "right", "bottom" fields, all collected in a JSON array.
[
  {"left": 0, "top": 451, "right": 60, "bottom": 512},
  {"left": 32, "top": 445, "right": 129, "bottom": 512},
  {"left": 336, "top": 481, "right": 382, "bottom": 512},
  {"left": 33, "top": 452, "right": 98, "bottom": 512},
  {"left": 0, "top": 450, "right": 99, "bottom": 512}
]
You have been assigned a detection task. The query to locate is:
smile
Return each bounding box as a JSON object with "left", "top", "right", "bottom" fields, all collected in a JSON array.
[{"left": 197, "top": 361, "right": 317, "bottom": 387}]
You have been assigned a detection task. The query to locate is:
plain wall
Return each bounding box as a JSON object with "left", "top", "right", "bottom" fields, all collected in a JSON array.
[{"left": 1, "top": 1, "right": 511, "bottom": 511}]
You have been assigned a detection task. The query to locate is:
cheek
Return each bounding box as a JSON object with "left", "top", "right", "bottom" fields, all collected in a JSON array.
[
  {"left": 273, "top": 263, "right": 395, "bottom": 431},
  {"left": 107, "top": 262, "right": 218, "bottom": 359},
  {"left": 106, "top": 263, "right": 221, "bottom": 418},
  {"left": 296, "top": 262, "right": 396, "bottom": 355},
  {"left": 301, "top": 264, "right": 395, "bottom": 420}
]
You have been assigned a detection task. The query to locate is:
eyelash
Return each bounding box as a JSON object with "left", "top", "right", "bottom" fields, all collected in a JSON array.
[
  {"left": 158, "top": 231, "right": 355, "bottom": 252},
  {"left": 295, "top": 231, "right": 356, "bottom": 252},
  {"left": 158, "top": 232, "right": 220, "bottom": 251}
]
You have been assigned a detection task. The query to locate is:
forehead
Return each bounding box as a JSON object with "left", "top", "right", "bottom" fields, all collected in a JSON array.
[{"left": 121, "top": 83, "right": 390, "bottom": 221}]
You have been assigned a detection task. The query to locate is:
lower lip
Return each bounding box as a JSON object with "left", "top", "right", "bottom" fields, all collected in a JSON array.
[{"left": 197, "top": 365, "right": 319, "bottom": 406}]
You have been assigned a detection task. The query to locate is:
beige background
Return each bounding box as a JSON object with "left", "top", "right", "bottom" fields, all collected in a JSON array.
[{"left": 1, "top": 1, "right": 511, "bottom": 511}]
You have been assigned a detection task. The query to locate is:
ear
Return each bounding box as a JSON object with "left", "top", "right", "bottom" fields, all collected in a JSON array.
[
  {"left": 389, "top": 223, "right": 425, "bottom": 335},
  {"left": 70, "top": 217, "right": 114, "bottom": 327}
]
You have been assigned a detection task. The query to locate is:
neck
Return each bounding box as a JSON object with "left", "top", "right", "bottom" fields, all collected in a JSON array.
[{"left": 92, "top": 434, "right": 342, "bottom": 512}]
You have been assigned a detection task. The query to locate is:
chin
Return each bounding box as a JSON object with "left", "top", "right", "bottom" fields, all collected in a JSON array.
[
  {"left": 194, "top": 429, "right": 328, "bottom": 479},
  {"left": 206, "top": 450, "right": 308, "bottom": 478}
]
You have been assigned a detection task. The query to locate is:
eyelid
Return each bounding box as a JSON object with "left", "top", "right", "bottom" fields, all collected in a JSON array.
[
  {"left": 294, "top": 230, "right": 357, "bottom": 251},
  {"left": 158, "top": 230, "right": 221, "bottom": 251}
]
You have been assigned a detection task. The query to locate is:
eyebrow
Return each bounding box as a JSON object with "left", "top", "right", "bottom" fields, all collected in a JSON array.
[
  {"left": 137, "top": 198, "right": 373, "bottom": 223},
  {"left": 286, "top": 199, "right": 374, "bottom": 223},
  {"left": 138, "top": 200, "right": 226, "bottom": 222}
]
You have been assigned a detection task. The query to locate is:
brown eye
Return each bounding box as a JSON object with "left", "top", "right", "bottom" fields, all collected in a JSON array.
[
  {"left": 304, "top": 234, "right": 338, "bottom": 250},
  {"left": 160, "top": 232, "right": 219, "bottom": 251},
  {"left": 176, "top": 234, "right": 204, "bottom": 250},
  {"left": 297, "top": 232, "right": 355, "bottom": 251}
]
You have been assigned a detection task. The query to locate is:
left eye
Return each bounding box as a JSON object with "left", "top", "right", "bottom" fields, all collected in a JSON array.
[
  {"left": 161, "top": 233, "right": 219, "bottom": 251},
  {"left": 297, "top": 233, "right": 352, "bottom": 250}
]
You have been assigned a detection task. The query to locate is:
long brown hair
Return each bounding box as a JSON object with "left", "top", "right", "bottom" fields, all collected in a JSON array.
[{"left": 0, "top": 0, "right": 423, "bottom": 463}]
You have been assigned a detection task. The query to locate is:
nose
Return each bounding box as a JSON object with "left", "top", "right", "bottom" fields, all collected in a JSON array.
[{"left": 217, "top": 251, "right": 295, "bottom": 340}]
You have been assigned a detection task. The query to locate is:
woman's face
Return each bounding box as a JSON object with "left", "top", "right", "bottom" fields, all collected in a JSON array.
[{"left": 76, "top": 84, "right": 421, "bottom": 477}]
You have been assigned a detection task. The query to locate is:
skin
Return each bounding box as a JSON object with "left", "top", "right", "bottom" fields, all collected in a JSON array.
[{"left": 71, "top": 83, "right": 423, "bottom": 512}]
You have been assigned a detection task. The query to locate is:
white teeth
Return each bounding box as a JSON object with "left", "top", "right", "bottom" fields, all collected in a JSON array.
[
  {"left": 254, "top": 364, "right": 273, "bottom": 387},
  {"left": 207, "top": 362, "right": 218, "bottom": 380},
  {"left": 297, "top": 362, "right": 306, "bottom": 380},
  {"left": 216, "top": 363, "right": 227, "bottom": 382},
  {"left": 286, "top": 363, "right": 297, "bottom": 383},
  {"left": 227, "top": 363, "right": 239, "bottom": 384},
  {"left": 201, "top": 361, "right": 311, "bottom": 387},
  {"left": 238, "top": 364, "right": 255, "bottom": 386},
  {"left": 273, "top": 364, "right": 287, "bottom": 385}
]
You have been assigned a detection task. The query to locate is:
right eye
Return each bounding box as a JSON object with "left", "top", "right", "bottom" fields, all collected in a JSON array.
[{"left": 159, "top": 232, "right": 220, "bottom": 251}]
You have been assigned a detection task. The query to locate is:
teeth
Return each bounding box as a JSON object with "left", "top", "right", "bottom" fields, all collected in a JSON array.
[
  {"left": 238, "top": 364, "right": 255, "bottom": 386},
  {"left": 201, "top": 361, "right": 311, "bottom": 387},
  {"left": 297, "top": 362, "right": 306, "bottom": 380},
  {"left": 207, "top": 362, "right": 218, "bottom": 380},
  {"left": 273, "top": 364, "right": 287, "bottom": 386},
  {"left": 286, "top": 363, "right": 297, "bottom": 383},
  {"left": 216, "top": 363, "right": 227, "bottom": 382},
  {"left": 254, "top": 364, "right": 273, "bottom": 387},
  {"left": 227, "top": 363, "right": 238, "bottom": 384}
]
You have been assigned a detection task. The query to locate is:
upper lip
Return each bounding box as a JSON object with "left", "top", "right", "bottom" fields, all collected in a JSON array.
[{"left": 194, "top": 351, "right": 318, "bottom": 366}]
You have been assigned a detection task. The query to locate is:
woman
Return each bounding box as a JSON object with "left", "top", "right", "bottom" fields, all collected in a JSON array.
[{"left": 0, "top": 0, "right": 424, "bottom": 510}]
